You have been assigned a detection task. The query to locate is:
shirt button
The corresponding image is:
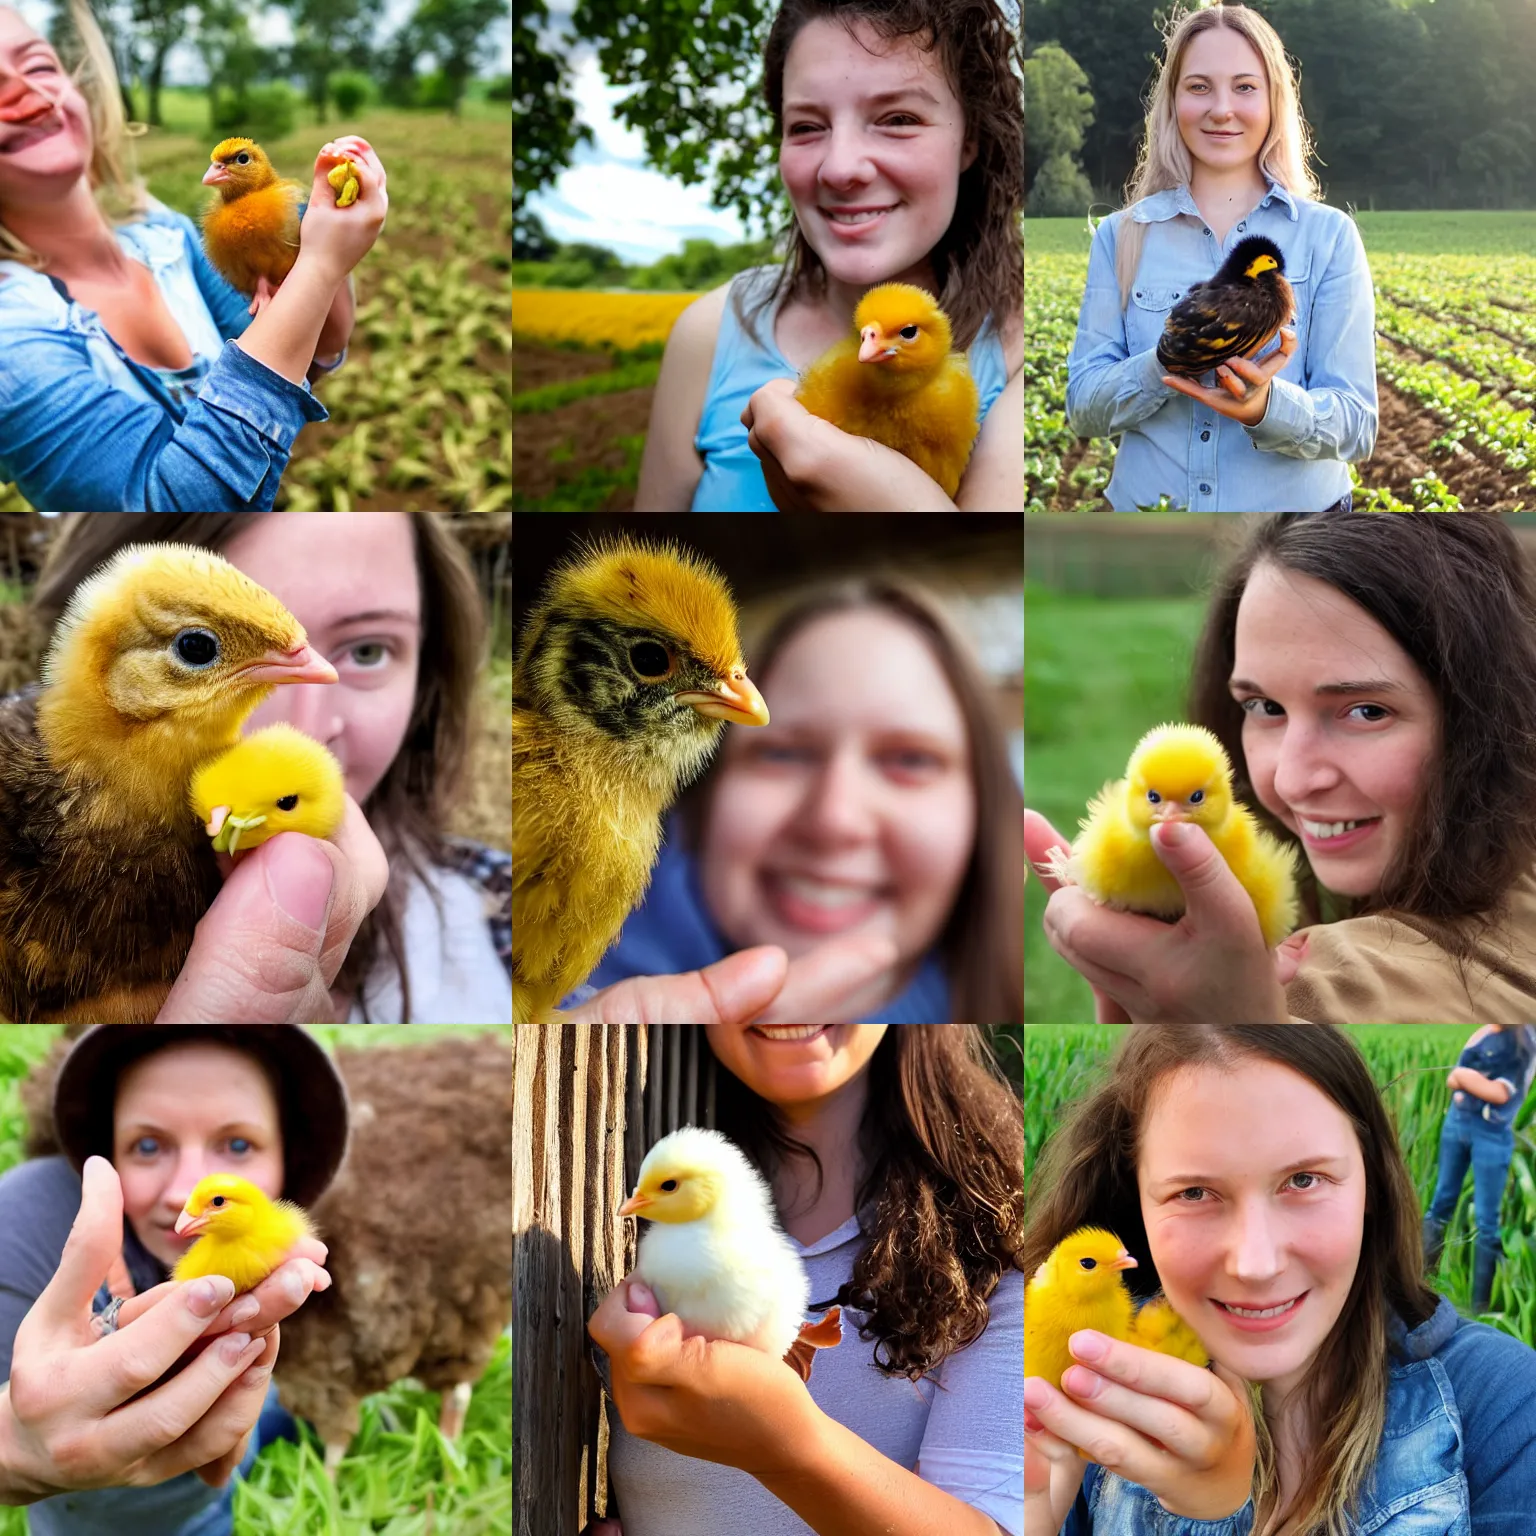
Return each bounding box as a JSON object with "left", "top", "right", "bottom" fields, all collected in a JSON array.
[
  {"left": 1201, "top": 430, "right": 1211, "bottom": 442},
  {"left": 1237, "top": 221, "right": 1246, "bottom": 231},
  {"left": 1203, "top": 227, "right": 1212, "bottom": 237},
  {"left": 1199, "top": 483, "right": 1212, "bottom": 494}
]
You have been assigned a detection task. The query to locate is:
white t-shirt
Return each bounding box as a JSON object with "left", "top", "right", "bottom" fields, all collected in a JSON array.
[{"left": 606, "top": 1210, "right": 1024, "bottom": 1535}]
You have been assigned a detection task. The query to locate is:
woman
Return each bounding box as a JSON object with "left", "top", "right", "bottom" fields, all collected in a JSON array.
[
  {"left": 1065, "top": 5, "right": 1376, "bottom": 512},
  {"left": 1025, "top": 1025, "right": 1536, "bottom": 1536},
  {"left": 577, "top": 576, "right": 1023, "bottom": 1024},
  {"left": 1026, "top": 511, "right": 1536, "bottom": 1023},
  {"left": 0, "top": 0, "right": 386, "bottom": 511},
  {"left": 0, "top": 1025, "right": 342, "bottom": 1531},
  {"left": 589, "top": 1023, "right": 1023, "bottom": 1535},
  {"left": 634, "top": 0, "right": 1023, "bottom": 512},
  {"left": 29, "top": 512, "right": 510, "bottom": 1023}
]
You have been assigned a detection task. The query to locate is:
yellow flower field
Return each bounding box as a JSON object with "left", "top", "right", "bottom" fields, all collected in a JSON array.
[{"left": 512, "top": 289, "right": 698, "bottom": 349}]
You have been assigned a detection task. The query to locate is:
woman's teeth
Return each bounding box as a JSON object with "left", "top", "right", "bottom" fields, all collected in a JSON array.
[
  {"left": 1219, "top": 1297, "right": 1298, "bottom": 1319},
  {"left": 824, "top": 208, "right": 892, "bottom": 224},
  {"left": 753, "top": 1025, "right": 827, "bottom": 1040},
  {"left": 778, "top": 874, "right": 877, "bottom": 908},
  {"left": 1300, "top": 817, "right": 1372, "bottom": 840}
]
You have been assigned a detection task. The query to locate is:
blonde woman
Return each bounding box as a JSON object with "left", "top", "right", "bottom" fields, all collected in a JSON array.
[
  {"left": 1064, "top": 4, "right": 1377, "bottom": 513},
  {"left": 0, "top": 1, "right": 387, "bottom": 512}
]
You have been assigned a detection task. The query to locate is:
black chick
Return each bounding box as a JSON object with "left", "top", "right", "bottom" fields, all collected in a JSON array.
[{"left": 1156, "top": 235, "right": 1295, "bottom": 379}]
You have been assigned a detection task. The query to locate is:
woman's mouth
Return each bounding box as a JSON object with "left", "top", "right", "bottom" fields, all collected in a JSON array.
[
  {"left": 750, "top": 1025, "right": 831, "bottom": 1042},
  {"left": 763, "top": 870, "right": 886, "bottom": 934},
  {"left": 1297, "top": 816, "right": 1381, "bottom": 852},
  {"left": 0, "top": 117, "right": 65, "bottom": 155},
  {"left": 1214, "top": 1291, "right": 1307, "bottom": 1331},
  {"left": 821, "top": 205, "right": 896, "bottom": 238}
]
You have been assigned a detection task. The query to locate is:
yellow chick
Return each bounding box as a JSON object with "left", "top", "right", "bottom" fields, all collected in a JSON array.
[
  {"left": 327, "top": 158, "right": 360, "bottom": 208},
  {"left": 200, "top": 138, "right": 305, "bottom": 303},
  {"left": 1044, "top": 723, "right": 1300, "bottom": 949},
  {"left": 513, "top": 538, "right": 769, "bottom": 1025},
  {"left": 172, "top": 1173, "right": 316, "bottom": 1295},
  {"left": 795, "top": 282, "right": 980, "bottom": 498},
  {"left": 190, "top": 723, "right": 345, "bottom": 856}
]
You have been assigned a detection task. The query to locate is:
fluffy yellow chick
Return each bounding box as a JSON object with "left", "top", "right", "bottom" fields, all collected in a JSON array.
[
  {"left": 513, "top": 539, "right": 769, "bottom": 1025},
  {"left": 620, "top": 1127, "right": 840, "bottom": 1381},
  {"left": 172, "top": 1173, "right": 316, "bottom": 1295},
  {"left": 190, "top": 723, "right": 345, "bottom": 856},
  {"left": 795, "top": 282, "right": 980, "bottom": 498},
  {"left": 1044, "top": 723, "right": 1300, "bottom": 949},
  {"left": 200, "top": 138, "right": 305, "bottom": 303}
]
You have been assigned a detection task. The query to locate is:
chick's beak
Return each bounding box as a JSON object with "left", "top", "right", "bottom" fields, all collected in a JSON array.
[
  {"left": 1153, "top": 802, "right": 1188, "bottom": 822},
  {"left": 173, "top": 1207, "right": 209, "bottom": 1238},
  {"left": 238, "top": 644, "right": 338, "bottom": 687},
  {"left": 202, "top": 162, "right": 231, "bottom": 185},
  {"left": 618, "top": 1191, "right": 651, "bottom": 1218},
  {"left": 858, "top": 327, "right": 897, "bottom": 364},
  {"left": 1112, "top": 1250, "right": 1138, "bottom": 1271},
  {"left": 676, "top": 672, "right": 770, "bottom": 727}
]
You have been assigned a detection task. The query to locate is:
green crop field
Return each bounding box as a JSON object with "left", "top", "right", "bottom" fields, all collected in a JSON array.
[
  {"left": 1024, "top": 1025, "right": 1536, "bottom": 1346},
  {"left": 1025, "top": 209, "right": 1536, "bottom": 514}
]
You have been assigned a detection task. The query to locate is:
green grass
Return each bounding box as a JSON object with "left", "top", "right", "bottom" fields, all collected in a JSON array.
[
  {"left": 0, "top": 1026, "right": 511, "bottom": 1536},
  {"left": 1024, "top": 585, "right": 1208, "bottom": 1023}
]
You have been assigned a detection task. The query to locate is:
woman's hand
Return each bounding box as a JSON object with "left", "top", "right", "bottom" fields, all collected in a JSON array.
[
  {"left": 1026, "top": 1330, "right": 1256, "bottom": 1523},
  {"left": 588, "top": 1277, "right": 818, "bottom": 1478},
  {"left": 298, "top": 136, "right": 389, "bottom": 289},
  {"left": 1162, "top": 328, "right": 1297, "bottom": 426},
  {"left": 564, "top": 935, "right": 897, "bottom": 1025},
  {"left": 1039, "top": 819, "right": 1292, "bottom": 1023},
  {"left": 0, "top": 1158, "right": 307, "bottom": 1504},
  {"left": 157, "top": 795, "right": 388, "bottom": 1023},
  {"left": 741, "top": 379, "right": 956, "bottom": 511}
]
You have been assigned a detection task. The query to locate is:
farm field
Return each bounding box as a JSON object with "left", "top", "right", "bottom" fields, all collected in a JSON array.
[
  {"left": 1024, "top": 1025, "right": 1536, "bottom": 1347},
  {"left": 0, "top": 92, "right": 512, "bottom": 515},
  {"left": 1025, "top": 210, "right": 1536, "bottom": 512}
]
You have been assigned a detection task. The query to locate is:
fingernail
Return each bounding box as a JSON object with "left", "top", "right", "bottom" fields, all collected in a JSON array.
[
  {"left": 265, "top": 835, "right": 333, "bottom": 930},
  {"left": 230, "top": 1297, "right": 261, "bottom": 1325},
  {"left": 629, "top": 1282, "right": 656, "bottom": 1310},
  {"left": 1025, "top": 1408, "right": 1044, "bottom": 1434},
  {"left": 1063, "top": 1366, "right": 1103, "bottom": 1397},
  {"left": 284, "top": 1269, "right": 307, "bottom": 1305},
  {"left": 1024, "top": 1377, "right": 1050, "bottom": 1410},
  {"left": 189, "top": 1276, "right": 236, "bottom": 1316},
  {"left": 1071, "top": 1330, "right": 1107, "bottom": 1361},
  {"left": 219, "top": 1332, "right": 253, "bottom": 1364},
  {"left": 1157, "top": 821, "right": 1189, "bottom": 849}
]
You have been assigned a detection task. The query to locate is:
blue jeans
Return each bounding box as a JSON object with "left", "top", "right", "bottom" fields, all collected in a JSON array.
[{"left": 1428, "top": 1104, "right": 1514, "bottom": 1262}]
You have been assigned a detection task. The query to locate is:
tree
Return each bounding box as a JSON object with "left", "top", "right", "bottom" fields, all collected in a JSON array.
[
  {"left": 411, "top": 0, "right": 509, "bottom": 117},
  {"left": 283, "top": 0, "right": 375, "bottom": 123},
  {"left": 130, "top": 0, "right": 193, "bottom": 127},
  {"left": 194, "top": 1, "right": 273, "bottom": 127},
  {"left": 1024, "top": 44, "right": 1094, "bottom": 198},
  {"left": 514, "top": 0, "right": 594, "bottom": 196},
  {"left": 1026, "top": 153, "right": 1094, "bottom": 218}
]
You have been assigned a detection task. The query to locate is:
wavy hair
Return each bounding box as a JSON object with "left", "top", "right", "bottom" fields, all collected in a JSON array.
[
  {"left": 738, "top": 0, "right": 1023, "bottom": 355},
  {"left": 1024, "top": 1025, "right": 1442, "bottom": 1536},
  {"left": 1114, "top": 3, "right": 1320, "bottom": 306}
]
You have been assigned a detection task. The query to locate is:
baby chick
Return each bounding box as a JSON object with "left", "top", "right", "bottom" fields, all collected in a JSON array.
[
  {"left": 1044, "top": 722, "right": 1300, "bottom": 949},
  {"left": 190, "top": 723, "right": 345, "bottom": 856},
  {"left": 1157, "top": 235, "right": 1295, "bottom": 379},
  {"left": 621, "top": 1127, "right": 840, "bottom": 1381},
  {"left": 0, "top": 544, "right": 337, "bottom": 1023},
  {"left": 201, "top": 137, "right": 306, "bottom": 308},
  {"left": 795, "top": 282, "right": 980, "bottom": 498},
  {"left": 513, "top": 538, "right": 769, "bottom": 1024},
  {"left": 173, "top": 1173, "right": 317, "bottom": 1295}
]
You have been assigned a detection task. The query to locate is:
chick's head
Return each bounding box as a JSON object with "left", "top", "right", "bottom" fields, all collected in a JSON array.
[
  {"left": 619, "top": 1127, "right": 762, "bottom": 1226},
  {"left": 190, "top": 723, "right": 346, "bottom": 855},
  {"left": 853, "top": 282, "right": 953, "bottom": 375},
  {"left": 173, "top": 1173, "right": 273, "bottom": 1241},
  {"left": 1124, "top": 723, "right": 1234, "bottom": 835},
  {"left": 516, "top": 537, "right": 768, "bottom": 789},
  {"left": 202, "top": 137, "right": 278, "bottom": 199},
  {"left": 1037, "top": 1226, "right": 1139, "bottom": 1303}
]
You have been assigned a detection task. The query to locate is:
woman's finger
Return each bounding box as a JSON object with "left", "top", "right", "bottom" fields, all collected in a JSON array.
[
  {"left": 26, "top": 1156, "right": 123, "bottom": 1337},
  {"left": 752, "top": 934, "right": 898, "bottom": 1024},
  {"left": 1024, "top": 808, "right": 1072, "bottom": 893},
  {"left": 1058, "top": 1363, "right": 1212, "bottom": 1464},
  {"left": 205, "top": 1256, "right": 331, "bottom": 1338},
  {"left": 92, "top": 1277, "right": 239, "bottom": 1407}
]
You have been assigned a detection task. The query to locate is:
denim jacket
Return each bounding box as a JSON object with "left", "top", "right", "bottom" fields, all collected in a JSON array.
[
  {"left": 1452, "top": 1026, "right": 1536, "bottom": 1131},
  {"left": 1065, "top": 181, "right": 1378, "bottom": 512},
  {"left": 0, "top": 198, "right": 330, "bottom": 511},
  {"left": 1062, "top": 1296, "right": 1536, "bottom": 1535}
]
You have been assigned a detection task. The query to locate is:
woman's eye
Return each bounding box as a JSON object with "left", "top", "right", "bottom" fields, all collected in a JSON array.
[
  {"left": 1287, "top": 1171, "right": 1321, "bottom": 1191},
  {"left": 348, "top": 641, "right": 389, "bottom": 668},
  {"left": 759, "top": 744, "right": 812, "bottom": 763},
  {"left": 881, "top": 749, "right": 940, "bottom": 775},
  {"left": 1348, "top": 703, "right": 1390, "bottom": 723},
  {"left": 132, "top": 1137, "right": 159, "bottom": 1157},
  {"left": 228, "top": 1137, "right": 252, "bottom": 1155},
  {"left": 1175, "top": 1186, "right": 1208, "bottom": 1202},
  {"left": 1239, "top": 696, "right": 1285, "bottom": 718}
]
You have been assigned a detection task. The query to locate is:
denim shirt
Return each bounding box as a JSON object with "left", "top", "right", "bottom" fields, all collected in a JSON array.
[
  {"left": 1065, "top": 181, "right": 1378, "bottom": 512},
  {"left": 1061, "top": 1295, "right": 1536, "bottom": 1536},
  {"left": 0, "top": 198, "right": 329, "bottom": 511},
  {"left": 1452, "top": 1026, "right": 1536, "bottom": 1131}
]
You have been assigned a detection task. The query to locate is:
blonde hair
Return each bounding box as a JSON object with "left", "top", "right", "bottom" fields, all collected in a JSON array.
[
  {"left": 0, "top": 0, "right": 149, "bottom": 271},
  {"left": 1113, "top": 3, "right": 1319, "bottom": 306}
]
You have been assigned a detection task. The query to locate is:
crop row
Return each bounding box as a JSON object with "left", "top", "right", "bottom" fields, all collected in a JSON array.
[{"left": 512, "top": 289, "right": 699, "bottom": 350}]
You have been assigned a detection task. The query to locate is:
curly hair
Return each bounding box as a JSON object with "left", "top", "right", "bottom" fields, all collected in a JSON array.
[
  {"left": 738, "top": 0, "right": 1023, "bottom": 355},
  {"left": 709, "top": 1025, "right": 1023, "bottom": 1379}
]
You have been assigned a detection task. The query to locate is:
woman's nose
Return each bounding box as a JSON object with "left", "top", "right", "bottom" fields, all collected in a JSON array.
[
  {"left": 795, "top": 750, "right": 877, "bottom": 843},
  {"left": 0, "top": 79, "right": 54, "bottom": 123},
  {"left": 816, "top": 125, "right": 876, "bottom": 187},
  {"left": 1271, "top": 726, "right": 1340, "bottom": 806}
]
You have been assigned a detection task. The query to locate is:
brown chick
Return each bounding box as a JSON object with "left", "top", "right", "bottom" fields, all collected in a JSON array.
[
  {"left": 0, "top": 544, "right": 337, "bottom": 1023},
  {"left": 200, "top": 137, "right": 305, "bottom": 307}
]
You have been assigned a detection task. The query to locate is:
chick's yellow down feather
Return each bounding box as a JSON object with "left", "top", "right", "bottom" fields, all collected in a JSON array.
[
  {"left": 795, "top": 282, "right": 980, "bottom": 498},
  {"left": 513, "top": 539, "right": 769, "bottom": 1024},
  {"left": 190, "top": 723, "right": 345, "bottom": 856},
  {"left": 621, "top": 1127, "right": 840, "bottom": 1381},
  {"left": 172, "top": 1173, "right": 316, "bottom": 1295},
  {"left": 1045, "top": 723, "right": 1300, "bottom": 949}
]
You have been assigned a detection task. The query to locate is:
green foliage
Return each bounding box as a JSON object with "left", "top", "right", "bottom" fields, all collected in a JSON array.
[
  {"left": 485, "top": 73, "right": 512, "bottom": 102},
  {"left": 415, "top": 69, "right": 458, "bottom": 111},
  {"left": 328, "top": 70, "right": 376, "bottom": 116},
  {"left": 413, "top": 0, "right": 512, "bottom": 115},
  {"left": 514, "top": 0, "right": 593, "bottom": 191},
  {"left": 513, "top": 434, "right": 646, "bottom": 512},
  {"left": 212, "top": 80, "right": 300, "bottom": 139},
  {"left": 1027, "top": 153, "right": 1095, "bottom": 220},
  {"left": 1024, "top": 44, "right": 1095, "bottom": 174},
  {"left": 511, "top": 360, "right": 662, "bottom": 414}
]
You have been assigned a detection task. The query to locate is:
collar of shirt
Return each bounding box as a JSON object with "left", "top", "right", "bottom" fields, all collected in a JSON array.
[{"left": 1130, "top": 177, "right": 1300, "bottom": 225}]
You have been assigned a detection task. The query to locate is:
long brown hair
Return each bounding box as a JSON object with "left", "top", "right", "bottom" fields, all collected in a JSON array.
[
  {"left": 713, "top": 1024, "right": 1022, "bottom": 1377},
  {"left": 1024, "top": 1026, "right": 1442, "bottom": 1536},
  {"left": 29, "top": 513, "right": 488, "bottom": 1021},
  {"left": 739, "top": 0, "right": 1023, "bottom": 355},
  {"left": 676, "top": 574, "right": 1023, "bottom": 1024},
  {"left": 1186, "top": 512, "right": 1536, "bottom": 950}
]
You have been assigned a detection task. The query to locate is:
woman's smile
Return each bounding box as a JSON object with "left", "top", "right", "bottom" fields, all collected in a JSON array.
[{"left": 761, "top": 868, "right": 888, "bottom": 934}]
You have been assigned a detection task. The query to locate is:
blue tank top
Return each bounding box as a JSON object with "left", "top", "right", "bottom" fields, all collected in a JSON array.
[{"left": 690, "top": 264, "right": 1012, "bottom": 512}]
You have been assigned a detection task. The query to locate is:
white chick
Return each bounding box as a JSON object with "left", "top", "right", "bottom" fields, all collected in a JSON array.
[{"left": 620, "top": 1126, "right": 835, "bottom": 1369}]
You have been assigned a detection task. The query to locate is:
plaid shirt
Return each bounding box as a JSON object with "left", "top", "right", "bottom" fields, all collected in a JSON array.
[{"left": 438, "top": 836, "right": 511, "bottom": 978}]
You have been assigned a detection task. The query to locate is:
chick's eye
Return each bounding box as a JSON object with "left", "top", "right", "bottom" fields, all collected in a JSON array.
[
  {"left": 659, "top": 1178, "right": 678, "bottom": 1192},
  {"left": 236, "top": 152, "right": 250, "bottom": 164},
  {"left": 210, "top": 1196, "right": 225, "bottom": 1207},
  {"left": 899, "top": 324, "right": 919, "bottom": 339},
  {"left": 276, "top": 794, "right": 299, "bottom": 811},
  {"left": 1147, "top": 789, "right": 1161, "bottom": 804},
  {"left": 1190, "top": 789, "right": 1205, "bottom": 804},
  {"left": 1078, "top": 1257, "right": 1097, "bottom": 1270},
  {"left": 173, "top": 628, "right": 220, "bottom": 667},
  {"left": 628, "top": 640, "right": 671, "bottom": 680}
]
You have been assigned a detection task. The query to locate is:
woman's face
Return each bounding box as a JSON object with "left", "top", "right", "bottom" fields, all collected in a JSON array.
[
  {"left": 1138, "top": 1059, "right": 1366, "bottom": 1409},
  {"left": 779, "top": 17, "right": 975, "bottom": 295},
  {"left": 700, "top": 608, "right": 976, "bottom": 968},
  {"left": 113, "top": 1041, "right": 285, "bottom": 1271},
  {"left": 0, "top": 9, "right": 93, "bottom": 207},
  {"left": 1231, "top": 562, "right": 1440, "bottom": 898},
  {"left": 225, "top": 512, "right": 422, "bottom": 807},
  {"left": 704, "top": 1023, "right": 886, "bottom": 1111},
  {"left": 1175, "top": 25, "right": 1271, "bottom": 177}
]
